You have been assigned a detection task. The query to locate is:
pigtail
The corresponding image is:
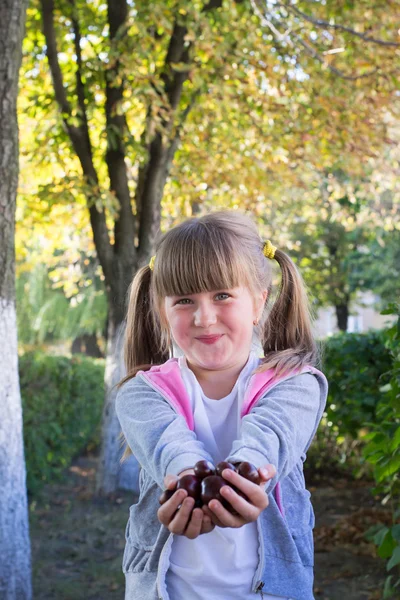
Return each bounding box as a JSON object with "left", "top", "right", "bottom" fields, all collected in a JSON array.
[
  {"left": 120, "top": 265, "right": 170, "bottom": 386},
  {"left": 260, "top": 249, "right": 318, "bottom": 375},
  {"left": 118, "top": 264, "right": 171, "bottom": 463}
]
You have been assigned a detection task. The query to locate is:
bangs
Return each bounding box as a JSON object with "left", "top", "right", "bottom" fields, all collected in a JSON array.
[{"left": 154, "top": 220, "right": 251, "bottom": 298}]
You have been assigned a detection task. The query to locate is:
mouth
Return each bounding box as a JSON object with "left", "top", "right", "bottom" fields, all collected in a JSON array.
[{"left": 195, "top": 334, "right": 223, "bottom": 345}]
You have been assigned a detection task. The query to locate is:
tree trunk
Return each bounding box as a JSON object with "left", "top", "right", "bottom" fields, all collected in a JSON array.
[
  {"left": 0, "top": 0, "right": 31, "bottom": 597},
  {"left": 96, "top": 320, "right": 127, "bottom": 494},
  {"left": 335, "top": 303, "right": 349, "bottom": 331},
  {"left": 71, "top": 333, "right": 104, "bottom": 357}
]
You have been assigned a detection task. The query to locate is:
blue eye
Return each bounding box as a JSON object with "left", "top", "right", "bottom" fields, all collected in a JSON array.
[
  {"left": 175, "top": 298, "right": 192, "bottom": 305},
  {"left": 215, "top": 293, "right": 230, "bottom": 301}
]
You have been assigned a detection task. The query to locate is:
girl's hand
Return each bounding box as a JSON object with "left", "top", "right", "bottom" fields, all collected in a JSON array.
[
  {"left": 201, "top": 464, "right": 276, "bottom": 529},
  {"left": 157, "top": 471, "right": 215, "bottom": 539}
]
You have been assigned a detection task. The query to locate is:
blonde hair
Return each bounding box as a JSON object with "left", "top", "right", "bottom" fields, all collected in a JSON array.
[{"left": 122, "top": 211, "right": 317, "bottom": 379}]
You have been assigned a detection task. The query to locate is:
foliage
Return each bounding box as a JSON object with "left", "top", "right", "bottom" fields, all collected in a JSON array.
[
  {"left": 363, "top": 304, "right": 400, "bottom": 598},
  {"left": 16, "top": 262, "right": 107, "bottom": 346},
  {"left": 306, "top": 330, "right": 392, "bottom": 477},
  {"left": 322, "top": 330, "right": 393, "bottom": 438},
  {"left": 20, "top": 351, "right": 105, "bottom": 495},
  {"left": 16, "top": 0, "right": 400, "bottom": 332},
  {"left": 287, "top": 168, "right": 400, "bottom": 329},
  {"left": 18, "top": 0, "right": 400, "bottom": 237},
  {"left": 349, "top": 230, "right": 400, "bottom": 309}
]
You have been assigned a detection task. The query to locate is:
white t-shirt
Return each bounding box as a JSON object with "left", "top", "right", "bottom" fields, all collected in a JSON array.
[{"left": 165, "top": 353, "right": 289, "bottom": 600}]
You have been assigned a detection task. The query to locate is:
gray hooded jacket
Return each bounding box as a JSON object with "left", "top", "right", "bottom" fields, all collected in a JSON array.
[{"left": 116, "top": 359, "right": 328, "bottom": 600}]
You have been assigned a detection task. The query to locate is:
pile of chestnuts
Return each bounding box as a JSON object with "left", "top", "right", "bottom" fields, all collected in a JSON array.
[{"left": 159, "top": 460, "right": 261, "bottom": 514}]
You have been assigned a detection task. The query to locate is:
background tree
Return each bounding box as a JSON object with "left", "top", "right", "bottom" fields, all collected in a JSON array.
[
  {"left": 17, "top": 261, "right": 107, "bottom": 354},
  {"left": 0, "top": 0, "right": 31, "bottom": 597},
  {"left": 349, "top": 230, "right": 400, "bottom": 308},
  {"left": 287, "top": 161, "right": 400, "bottom": 331},
  {"left": 22, "top": 0, "right": 400, "bottom": 493}
]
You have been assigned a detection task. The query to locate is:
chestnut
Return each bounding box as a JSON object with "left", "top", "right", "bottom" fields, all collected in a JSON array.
[
  {"left": 200, "top": 475, "right": 232, "bottom": 510},
  {"left": 176, "top": 474, "right": 202, "bottom": 501},
  {"left": 215, "top": 461, "right": 237, "bottom": 477},
  {"left": 194, "top": 460, "right": 215, "bottom": 479},
  {"left": 238, "top": 461, "right": 260, "bottom": 484}
]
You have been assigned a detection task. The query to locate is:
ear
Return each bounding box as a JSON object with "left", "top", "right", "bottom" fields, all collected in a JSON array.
[{"left": 254, "top": 289, "right": 268, "bottom": 319}]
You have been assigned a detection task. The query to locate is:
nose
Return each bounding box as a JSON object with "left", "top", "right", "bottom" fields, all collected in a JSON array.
[{"left": 194, "top": 301, "right": 217, "bottom": 328}]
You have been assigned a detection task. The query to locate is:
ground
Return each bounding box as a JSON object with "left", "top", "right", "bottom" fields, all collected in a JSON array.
[{"left": 29, "top": 455, "right": 392, "bottom": 600}]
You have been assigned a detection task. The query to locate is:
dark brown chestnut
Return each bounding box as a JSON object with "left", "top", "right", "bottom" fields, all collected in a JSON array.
[
  {"left": 215, "top": 461, "right": 237, "bottom": 477},
  {"left": 159, "top": 489, "right": 175, "bottom": 505},
  {"left": 237, "top": 461, "right": 260, "bottom": 484},
  {"left": 176, "top": 474, "right": 202, "bottom": 501},
  {"left": 200, "top": 475, "right": 232, "bottom": 510},
  {"left": 194, "top": 460, "right": 215, "bottom": 479}
]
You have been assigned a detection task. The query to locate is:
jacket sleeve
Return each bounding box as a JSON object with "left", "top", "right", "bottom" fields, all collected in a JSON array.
[
  {"left": 115, "top": 376, "right": 214, "bottom": 489},
  {"left": 226, "top": 373, "right": 326, "bottom": 493}
]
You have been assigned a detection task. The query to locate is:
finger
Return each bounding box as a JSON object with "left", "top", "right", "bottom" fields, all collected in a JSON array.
[
  {"left": 157, "top": 489, "right": 187, "bottom": 526},
  {"left": 207, "top": 497, "right": 247, "bottom": 528},
  {"left": 168, "top": 497, "right": 195, "bottom": 535},
  {"left": 200, "top": 513, "right": 215, "bottom": 534},
  {"left": 221, "top": 469, "right": 269, "bottom": 509},
  {"left": 219, "top": 485, "right": 262, "bottom": 522},
  {"left": 183, "top": 508, "right": 204, "bottom": 539},
  {"left": 258, "top": 464, "right": 276, "bottom": 484},
  {"left": 201, "top": 503, "right": 228, "bottom": 528}
]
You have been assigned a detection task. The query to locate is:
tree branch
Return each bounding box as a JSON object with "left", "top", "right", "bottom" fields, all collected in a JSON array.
[
  {"left": 281, "top": 2, "right": 400, "bottom": 47},
  {"left": 137, "top": 3, "right": 223, "bottom": 259},
  {"left": 68, "top": 0, "right": 93, "bottom": 166},
  {"left": 105, "top": 0, "right": 136, "bottom": 261},
  {"left": 40, "top": 0, "right": 114, "bottom": 281},
  {"left": 250, "top": 0, "right": 385, "bottom": 80},
  {"left": 292, "top": 32, "right": 380, "bottom": 81},
  {"left": 250, "top": 0, "right": 291, "bottom": 41},
  {"left": 41, "top": 0, "right": 72, "bottom": 115}
]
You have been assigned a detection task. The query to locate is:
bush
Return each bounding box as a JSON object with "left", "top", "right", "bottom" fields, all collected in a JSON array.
[
  {"left": 306, "top": 330, "right": 393, "bottom": 478},
  {"left": 20, "top": 351, "right": 105, "bottom": 495},
  {"left": 363, "top": 305, "right": 400, "bottom": 599},
  {"left": 322, "top": 330, "right": 393, "bottom": 438}
]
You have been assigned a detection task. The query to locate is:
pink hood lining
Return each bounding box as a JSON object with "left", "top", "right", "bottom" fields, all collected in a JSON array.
[
  {"left": 137, "top": 358, "right": 319, "bottom": 428},
  {"left": 137, "top": 359, "right": 195, "bottom": 431}
]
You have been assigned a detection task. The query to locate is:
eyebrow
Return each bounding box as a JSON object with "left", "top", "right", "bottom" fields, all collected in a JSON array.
[{"left": 169, "top": 288, "right": 238, "bottom": 299}]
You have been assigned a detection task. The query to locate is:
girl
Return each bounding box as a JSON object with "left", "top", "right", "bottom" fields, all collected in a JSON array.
[{"left": 116, "top": 211, "right": 328, "bottom": 600}]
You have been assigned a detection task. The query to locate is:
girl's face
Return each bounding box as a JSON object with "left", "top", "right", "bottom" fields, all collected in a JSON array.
[{"left": 164, "top": 286, "right": 267, "bottom": 375}]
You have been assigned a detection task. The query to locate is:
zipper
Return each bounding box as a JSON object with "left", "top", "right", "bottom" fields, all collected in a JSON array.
[
  {"left": 156, "top": 532, "right": 173, "bottom": 600},
  {"left": 252, "top": 517, "right": 265, "bottom": 593},
  {"left": 139, "top": 372, "right": 182, "bottom": 600},
  {"left": 255, "top": 581, "right": 265, "bottom": 598}
]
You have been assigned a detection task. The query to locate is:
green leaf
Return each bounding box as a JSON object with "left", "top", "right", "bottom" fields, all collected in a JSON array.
[
  {"left": 375, "top": 455, "right": 400, "bottom": 482},
  {"left": 383, "top": 575, "right": 394, "bottom": 599},
  {"left": 391, "top": 525, "right": 400, "bottom": 543},
  {"left": 369, "top": 525, "right": 389, "bottom": 547},
  {"left": 390, "top": 426, "right": 400, "bottom": 451},
  {"left": 387, "top": 546, "right": 400, "bottom": 571},
  {"left": 378, "top": 530, "right": 396, "bottom": 559}
]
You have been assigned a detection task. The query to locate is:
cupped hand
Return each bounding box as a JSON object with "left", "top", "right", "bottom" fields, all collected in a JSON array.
[
  {"left": 201, "top": 464, "right": 276, "bottom": 529},
  {"left": 157, "top": 470, "right": 215, "bottom": 539}
]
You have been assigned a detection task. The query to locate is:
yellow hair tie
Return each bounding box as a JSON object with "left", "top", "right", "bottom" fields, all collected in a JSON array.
[
  {"left": 149, "top": 255, "right": 156, "bottom": 271},
  {"left": 263, "top": 240, "right": 277, "bottom": 260}
]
